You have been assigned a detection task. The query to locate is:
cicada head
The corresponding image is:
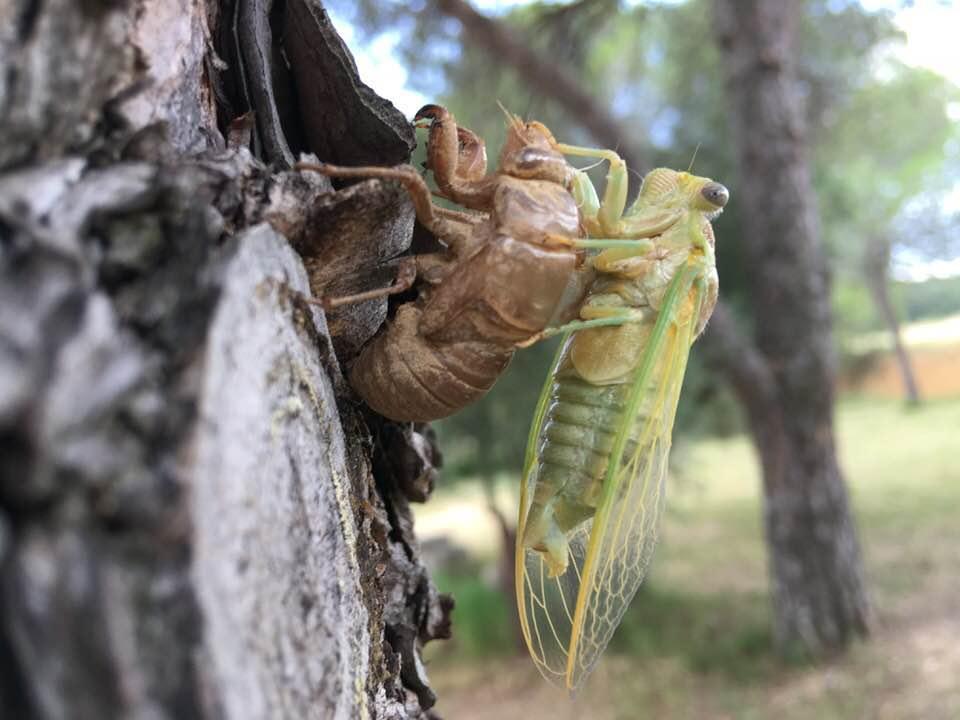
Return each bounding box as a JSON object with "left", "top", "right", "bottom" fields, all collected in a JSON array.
[
  {"left": 498, "top": 107, "right": 572, "bottom": 185},
  {"left": 639, "top": 168, "right": 729, "bottom": 221}
]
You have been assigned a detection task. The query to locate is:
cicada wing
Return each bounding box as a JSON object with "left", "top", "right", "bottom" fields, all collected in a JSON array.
[
  {"left": 516, "top": 266, "right": 704, "bottom": 690},
  {"left": 516, "top": 521, "right": 590, "bottom": 684},
  {"left": 564, "top": 268, "right": 703, "bottom": 690},
  {"left": 516, "top": 331, "right": 579, "bottom": 682}
]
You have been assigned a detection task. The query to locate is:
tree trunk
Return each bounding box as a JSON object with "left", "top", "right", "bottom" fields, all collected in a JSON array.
[
  {"left": 1, "top": 1, "right": 449, "bottom": 718},
  {"left": 864, "top": 236, "right": 921, "bottom": 404},
  {"left": 712, "top": 0, "right": 871, "bottom": 655}
]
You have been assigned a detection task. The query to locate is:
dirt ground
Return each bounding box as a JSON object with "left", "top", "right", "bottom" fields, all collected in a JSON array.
[
  {"left": 842, "top": 343, "right": 960, "bottom": 399},
  {"left": 429, "top": 520, "right": 960, "bottom": 720}
]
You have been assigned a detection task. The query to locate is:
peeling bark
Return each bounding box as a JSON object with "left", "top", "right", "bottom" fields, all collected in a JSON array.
[{"left": 1, "top": 1, "right": 448, "bottom": 718}]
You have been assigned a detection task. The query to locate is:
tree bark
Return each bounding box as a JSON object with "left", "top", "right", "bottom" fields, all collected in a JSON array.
[
  {"left": 863, "top": 236, "right": 921, "bottom": 404},
  {"left": 1, "top": 1, "right": 448, "bottom": 718},
  {"left": 712, "top": 0, "right": 870, "bottom": 655}
]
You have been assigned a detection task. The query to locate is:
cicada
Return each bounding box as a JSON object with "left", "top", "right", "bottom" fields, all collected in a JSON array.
[{"left": 515, "top": 147, "right": 729, "bottom": 691}]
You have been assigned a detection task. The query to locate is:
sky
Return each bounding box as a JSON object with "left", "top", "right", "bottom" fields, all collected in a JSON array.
[{"left": 328, "top": 0, "right": 960, "bottom": 280}]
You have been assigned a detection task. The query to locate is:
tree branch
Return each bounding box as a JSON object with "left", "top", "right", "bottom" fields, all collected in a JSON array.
[{"left": 433, "top": 0, "right": 646, "bottom": 173}]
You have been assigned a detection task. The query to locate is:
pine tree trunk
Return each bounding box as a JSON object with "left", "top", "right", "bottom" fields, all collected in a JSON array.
[
  {"left": 712, "top": 0, "right": 871, "bottom": 656},
  {"left": 0, "top": 1, "right": 449, "bottom": 718},
  {"left": 864, "top": 236, "right": 921, "bottom": 404}
]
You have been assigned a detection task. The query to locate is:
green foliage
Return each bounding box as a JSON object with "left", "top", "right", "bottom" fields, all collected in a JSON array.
[
  {"left": 895, "top": 275, "right": 960, "bottom": 321},
  {"left": 833, "top": 274, "right": 960, "bottom": 350},
  {"left": 611, "top": 585, "right": 776, "bottom": 681},
  {"left": 833, "top": 278, "right": 881, "bottom": 335},
  {"left": 816, "top": 61, "right": 960, "bottom": 257},
  {"left": 431, "top": 572, "right": 516, "bottom": 658}
]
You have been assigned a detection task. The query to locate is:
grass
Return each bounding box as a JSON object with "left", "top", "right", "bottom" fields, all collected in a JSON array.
[{"left": 418, "top": 393, "right": 960, "bottom": 719}]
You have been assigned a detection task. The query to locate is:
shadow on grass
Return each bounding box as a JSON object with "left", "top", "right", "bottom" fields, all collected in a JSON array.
[
  {"left": 610, "top": 584, "right": 792, "bottom": 682},
  {"left": 431, "top": 571, "right": 806, "bottom": 684}
]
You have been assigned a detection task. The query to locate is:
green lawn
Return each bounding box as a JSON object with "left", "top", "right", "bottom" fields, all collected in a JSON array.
[{"left": 421, "top": 397, "right": 960, "bottom": 719}]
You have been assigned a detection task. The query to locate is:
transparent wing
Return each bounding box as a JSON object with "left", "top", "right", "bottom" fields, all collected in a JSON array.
[
  {"left": 516, "top": 330, "right": 580, "bottom": 683},
  {"left": 517, "top": 266, "right": 702, "bottom": 691}
]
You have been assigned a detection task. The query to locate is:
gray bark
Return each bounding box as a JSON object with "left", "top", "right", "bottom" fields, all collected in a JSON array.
[
  {"left": 712, "top": 0, "right": 871, "bottom": 655},
  {"left": 1, "top": 1, "right": 448, "bottom": 718}
]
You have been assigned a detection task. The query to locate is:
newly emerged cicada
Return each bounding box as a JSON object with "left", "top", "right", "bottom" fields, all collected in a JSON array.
[{"left": 515, "top": 146, "right": 729, "bottom": 691}]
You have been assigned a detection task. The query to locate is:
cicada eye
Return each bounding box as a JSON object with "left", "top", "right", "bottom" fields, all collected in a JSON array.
[
  {"left": 509, "top": 148, "right": 557, "bottom": 175},
  {"left": 701, "top": 182, "right": 729, "bottom": 208}
]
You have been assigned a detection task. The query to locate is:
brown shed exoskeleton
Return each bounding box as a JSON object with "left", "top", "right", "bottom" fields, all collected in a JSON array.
[{"left": 297, "top": 105, "right": 591, "bottom": 422}]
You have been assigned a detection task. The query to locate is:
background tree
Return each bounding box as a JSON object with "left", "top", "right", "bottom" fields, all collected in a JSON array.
[
  {"left": 712, "top": 0, "right": 870, "bottom": 652},
  {"left": 817, "top": 65, "right": 960, "bottom": 404}
]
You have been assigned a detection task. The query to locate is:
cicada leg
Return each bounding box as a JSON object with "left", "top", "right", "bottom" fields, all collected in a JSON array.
[
  {"left": 539, "top": 234, "right": 653, "bottom": 253},
  {"left": 572, "top": 238, "right": 655, "bottom": 252},
  {"left": 517, "top": 307, "right": 645, "bottom": 347},
  {"left": 295, "top": 162, "right": 475, "bottom": 252},
  {"left": 301, "top": 256, "right": 418, "bottom": 311},
  {"left": 555, "top": 143, "right": 628, "bottom": 236}
]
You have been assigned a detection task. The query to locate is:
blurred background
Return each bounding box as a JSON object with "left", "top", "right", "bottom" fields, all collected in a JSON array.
[{"left": 329, "top": 1, "right": 959, "bottom": 717}]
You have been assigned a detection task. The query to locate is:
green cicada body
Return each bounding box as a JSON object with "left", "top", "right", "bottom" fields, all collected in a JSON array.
[{"left": 516, "top": 166, "right": 728, "bottom": 691}]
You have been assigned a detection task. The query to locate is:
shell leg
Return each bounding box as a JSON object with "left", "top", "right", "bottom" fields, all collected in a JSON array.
[
  {"left": 296, "top": 161, "right": 471, "bottom": 244},
  {"left": 303, "top": 257, "right": 417, "bottom": 311},
  {"left": 414, "top": 104, "right": 496, "bottom": 210}
]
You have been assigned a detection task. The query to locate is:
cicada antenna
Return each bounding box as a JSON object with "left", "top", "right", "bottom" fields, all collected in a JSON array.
[
  {"left": 579, "top": 158, "right": 607, "bottom": 173},
  {"left": 496, "top": 99, "right": 524, "bottom": 133},
  {"left": 687, "top": 142, "right": 702, "bottom": 173},
  {"left": 522, "top": 92, "right": 537, "bottom": 123}
]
